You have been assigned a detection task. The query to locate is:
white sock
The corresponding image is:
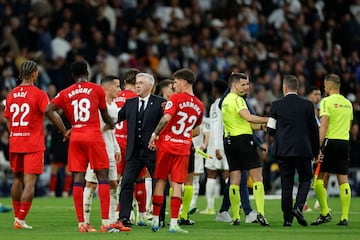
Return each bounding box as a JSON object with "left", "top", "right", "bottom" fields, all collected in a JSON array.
[
  {"left": 170, "top": 218, "right": 178, "bottom": 227},
  {"left": 190, "top": 175, "right": 200, "bottom": 209},
  {"left": 116, "top": 178, "right": 122, "bottom": 196},
  {"left": 109, "top": 188, "right": 117, "bottom": 223},
  {"left": 145, "top": 177, "right": 152, "bottom": 212},
  {"left": 101, "top": 219, "right": 109, "bottom": 226},
  {"left": 83, "top": 187, "right": 95, "bottom": 224},
  {"left": 206, "top": 178, "right": 217, "bottom": 210}
]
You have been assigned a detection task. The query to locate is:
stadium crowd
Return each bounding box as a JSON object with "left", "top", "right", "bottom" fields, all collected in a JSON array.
[{"left": 0, "top": 0, "right": 360, "bottom": 198}]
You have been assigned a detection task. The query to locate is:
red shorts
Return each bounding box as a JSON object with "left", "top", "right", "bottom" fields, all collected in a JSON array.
[
  {"left": 139, "top": 167, "right": 146, "bottom": 177},
  {"left": 10, "top": 151, "right": 44, "bottom": 174},
  {"left": 154, "top": 149, "right": 189, "bottom": 183},
  {"left": 68, "top": 141, "right": 109, "bottom": 172}
]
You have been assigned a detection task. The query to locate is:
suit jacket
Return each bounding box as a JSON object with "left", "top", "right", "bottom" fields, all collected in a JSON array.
[
  {"left": 267, "top": 94, "right": 319, "bottom": 158},
  {"left": 118, "top": 94, "right": 166, "bottom": 161}
]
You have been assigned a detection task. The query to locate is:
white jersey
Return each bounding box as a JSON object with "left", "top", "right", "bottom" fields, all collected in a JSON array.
[
  {"left": 207, "top": 98, "right": 225, "bottom": 153},
  {"left": 192, "top": 117, "right": 210, "bottom": 174},
  {"left": 192, "top": 117, "right": 210, "bottom": 149},
  {"left": 85, "top": 101, "right": 119, "bottom": 183},
  {"left": 100, "top": 101, "right": 121, "bottom": 163},
  {"left": 205, "top": 98, "right": 228, "bottom": 170}
]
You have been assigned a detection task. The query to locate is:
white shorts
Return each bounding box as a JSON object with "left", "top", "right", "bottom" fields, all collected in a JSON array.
[
  {"left": 194, "top": 154, "right": 204, "bottom": 174},
  {"left": 85, "top": 159, "right": 117, "bottom": 182},
  {"left": 204, "top": 148, "right": 229, "bottom": 171}
]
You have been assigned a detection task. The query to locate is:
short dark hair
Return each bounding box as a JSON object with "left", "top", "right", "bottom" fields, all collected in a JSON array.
[
  {"left": 172, "top": 68, "right": 195, "bottom": 84},
  {"left": 101, "top": 75, "right": 118, "bottom": 85},
  {"left": 228, "top": 72, "right": 248, "bottom": 85},
  {"left": 71, "top": 61, "right": 88, "bottom": 77},
  {"left": 123, "top": 68, "right": 139, "bottom": 85},
  {"left": 158, "top": 79, "right": 174, "bottom": 90},
  {"left": 213, "top": 80, "right": 228, "bottom": 95},
  {"left": 306, "top": 86, "right": 320, "bottom": 96},
  {"left": 283, "top": 75, "right": 299, "bottom": 90}
]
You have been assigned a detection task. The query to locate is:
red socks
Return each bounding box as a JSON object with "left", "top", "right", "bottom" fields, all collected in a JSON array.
[
  {"left": 152, "top": 195, "right": 164, "bottom": 216},
  {"left": 49, "top": 174, "right": 57, "bottom": 192},
  {"left": 72, "top": 184, "right": 84, "bottom": 222},
  {"left": 18, "top": 202, "right": 32, "bottom": 221},
  {"left": 98, "top": 181, "right": 110, "bottom": 220},
  {"left": 64, "top": 174, "right": 73, "bottom": 193},
  {"left": 170, "top": 197, "right": 182, "bottom": 219},
  {"left": 135, "top": 182, "right": 146, "bottom": 213},
  {"left": 12, "top": 201, "right": 20, "bottom": 219}
]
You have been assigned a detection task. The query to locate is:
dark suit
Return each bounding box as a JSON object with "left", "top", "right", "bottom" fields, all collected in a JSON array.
[
  {"left": 267, "top": 93, "right": 319, "bottom": 224},
  {"left": 118, "top": 94, "right": 166, "bottom": 220}
]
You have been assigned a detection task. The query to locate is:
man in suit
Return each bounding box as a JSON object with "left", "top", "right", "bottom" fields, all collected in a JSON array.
[
  {"left": 117, "top": 73, "right": 166, "bottom": 227},
  {"left": 267, "top": 75, "right": 319, "bottom": 227}
]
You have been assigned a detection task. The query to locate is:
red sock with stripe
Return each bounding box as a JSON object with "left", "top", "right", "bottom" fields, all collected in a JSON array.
[
  {"left": 98, "top": 180, "right": 110, "bottom": 220},
  {"left": 152, "top": 195, "right": 164, "bottom": 216},
  {"left": 72, "top": 183, "right": 84, "bottom": 222}
]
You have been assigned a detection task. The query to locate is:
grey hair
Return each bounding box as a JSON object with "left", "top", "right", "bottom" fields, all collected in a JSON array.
[
  {"left": 136, "top": 73, "right": 155, "bottom": 87},
  {"left": 18, "top": 60, "right": 38, "bottom": 81}
]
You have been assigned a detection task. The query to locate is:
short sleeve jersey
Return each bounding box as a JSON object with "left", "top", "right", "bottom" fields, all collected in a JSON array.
[
  {"left": 51, "top": 82, "right": 106, "bottom": 142},
  {"left": 113, "top": 89, "right": 137, "bottom": 145},
  {"left": 208, "top": 98, "right": 225, "bottom": 150},
  {"left": 4, "top": 85, "right": 50, "bottom": 153},
  {"left": 319, "top": 94, "right": 353, "bottom": 140},
  {"left": 192, "top": 117, "right": 210, "bottom": 148},
  {"left": 157, "top": 92, "right": 204, "bottom": 155},
  {"left": 221, "top": 92, "right": 252, "bottom": 137}
]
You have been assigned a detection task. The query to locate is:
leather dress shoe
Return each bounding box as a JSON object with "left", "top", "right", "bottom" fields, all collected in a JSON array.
[
  {"left": 121, "top": 218, "right": 133, "bottom": 227},
  {"left": 291, "top": 208, "right": 308, "bottom": 226}
]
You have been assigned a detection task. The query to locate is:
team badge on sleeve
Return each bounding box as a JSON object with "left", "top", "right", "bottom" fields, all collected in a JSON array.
[{"left": 165, "top": 101, "right": 173, "bottom": 110}]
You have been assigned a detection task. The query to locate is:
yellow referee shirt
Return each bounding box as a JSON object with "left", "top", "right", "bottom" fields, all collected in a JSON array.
[
  {"left": 319, "top": 94, "right": 353, "bottom": 140},
  {"left": 221, "top": 93, "right": 252, "bottom": 137}
]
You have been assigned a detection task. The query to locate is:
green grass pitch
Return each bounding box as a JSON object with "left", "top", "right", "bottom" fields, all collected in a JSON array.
[{"left": 0, "top": 196, "right": 359, "bottom": 240}]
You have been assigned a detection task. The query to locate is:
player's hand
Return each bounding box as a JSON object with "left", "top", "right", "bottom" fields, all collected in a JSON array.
[
  {"left": 261, "top": 123, "right": 267, "bottom": 132},
  {"left": 63, "top": 129, "right": 71, "bottom": 142},
  {"left": 260, "top": 143, "right": 268, "bottom": 154},
  {"left": 103, "top": 123, "right": 114, "bottom": 132},
  {"left": 215, "top": 149, "right": 222, "bottom": 160},
  {"left": 318, "top": 150, "right": 324, "bottom": 162},
  {"left": 148, "top": 134, "right": 158, "bottom": 151},
  {"left": 115, "top": 152, "right": 121, "bottom": 163}
]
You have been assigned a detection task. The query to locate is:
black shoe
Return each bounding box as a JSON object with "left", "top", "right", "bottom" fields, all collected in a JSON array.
[
  {"left": 311, "top": 213, "right": 332, "bottom": 225},
  {"left": 337, "top": 219, "right": 348, "bottom": 226},
  {"left": 291, "top": 208, "right": 308, "bottom": 226},
  {"left": 231, "top": 219, "right": 240, "bottom": 225},
  {"left": 178, "top": 218, "right": 195, "bottom": 225},
  {"left": 283, "top": 221, "right": 292, "bottom": 227},
  {"left": 121, "top": 218, "right": 133, "bottom": 227},
  {"left": 188, "top": 207, "right": 197, "bottom": 215},
  {"left": 257, "top": 213, "right": 269, "bottom": 226}
]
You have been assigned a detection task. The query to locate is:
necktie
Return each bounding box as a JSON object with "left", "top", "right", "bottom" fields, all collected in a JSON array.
[{"left": 139, "top": 99, "right": 145, "bottom": 119}]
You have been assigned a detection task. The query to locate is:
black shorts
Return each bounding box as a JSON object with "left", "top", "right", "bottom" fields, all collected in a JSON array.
[
  {"left": 188, "top": 143, "right": 195, "bottom": 173},
  {"left": 321, "top": 139, "right": 350, "bottom": 175},
  {"left": 224, "top": 134, "right": 261, "bottom": 171}
]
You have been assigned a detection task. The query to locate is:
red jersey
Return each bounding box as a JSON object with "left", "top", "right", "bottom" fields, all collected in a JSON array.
[
  {"left": 157, "top": 92, "right": 204, "bottom": 155},
  {"left": 4, "top": 85, "right": 50, "bottom": 153},
  {"left": 113, "top": 89, "right": 137, "bottom": 147},
  {"left": 51, "top": 82, "right": 106, "bottom": 142}
]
